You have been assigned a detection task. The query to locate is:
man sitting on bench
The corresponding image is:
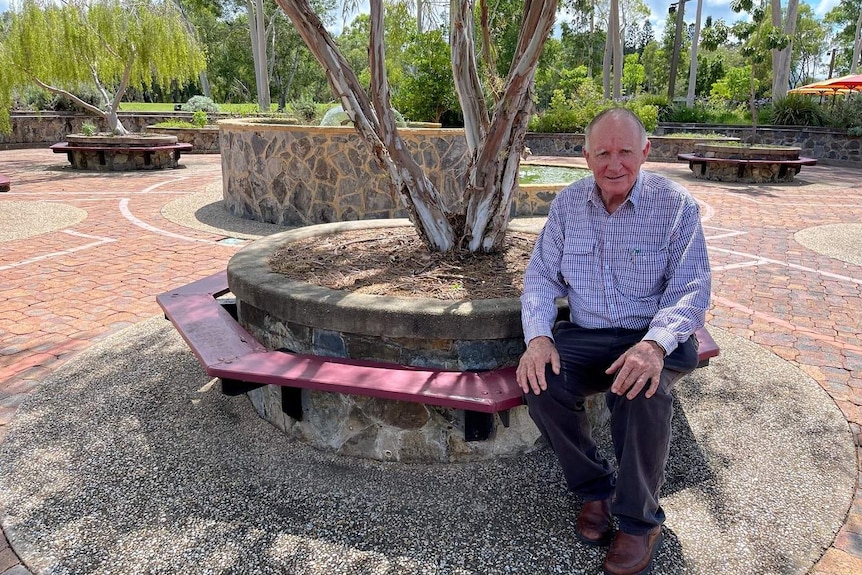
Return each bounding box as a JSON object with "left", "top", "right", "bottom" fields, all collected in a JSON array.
[{"left": 516, "top": 108, "right": 711, "bottom": 575}]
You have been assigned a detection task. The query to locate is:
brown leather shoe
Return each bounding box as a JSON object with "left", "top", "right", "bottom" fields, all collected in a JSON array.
[
  {"left": 602, "top": 527, "right": 663, "bottom": 575},
  {"left": 575, "top": 498, "right": 613, "bottom": 546}
]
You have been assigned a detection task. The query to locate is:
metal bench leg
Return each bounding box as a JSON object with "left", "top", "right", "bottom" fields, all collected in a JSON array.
[
  {"left": 464, "top": 410, "right": 495, "bottom": 441},
  {"left": 281, "top": 386, "right": 304, "bottom": 421},
  {"left": 221, "top": 378, "right": 265, "bottom": 396}
]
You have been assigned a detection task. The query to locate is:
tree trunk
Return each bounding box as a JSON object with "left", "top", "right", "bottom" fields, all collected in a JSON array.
[
  {"left": 852, "top": 6, "right": 862, "bottom": 74},
  {"left": 460, "top": 0, "right": 557, "bottom": 251},
  {"left": 272, "top": 0, "right": 554, "bottom": 253},
  {"left": 611, "top": 0, "right": 622, "bottom": 99},
  {"left": 686, "top": 0, "right": 703, "bottom": 107},
  {"left": 772, "top": 0, "right": 798, "bottom": 98},
  {"left": 246, "top": 0, "right": 271, "bottom": 113},
  {"left": 668, "top": 0, "right": 686, "bottom": 102},
  {"left": 603, "top": 15, "right": 612, "bottom": 98}
]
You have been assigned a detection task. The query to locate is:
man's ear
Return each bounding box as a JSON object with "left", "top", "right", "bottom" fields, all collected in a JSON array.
[{"left": 641, "top": 139, "right": 651, "bottom": 161}]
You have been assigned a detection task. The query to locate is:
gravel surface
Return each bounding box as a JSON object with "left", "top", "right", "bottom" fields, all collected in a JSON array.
[
  {"left": 795, "top": 223, "right": 862, "bottom": 267},
  {"left": 0, "top": 319, "right": 854, "bottom": 575},
  {"left": 0, "top": 202, "right": 87, "bottom": 242},
  {"left": 160, "top": 185, "right": 286, "bottom": 240}
]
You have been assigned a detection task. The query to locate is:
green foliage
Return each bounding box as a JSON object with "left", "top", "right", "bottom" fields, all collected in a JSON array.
[
  {"left": 152, "top": 119, "right": 198, "bottom": 128},
  {"left": 192, "top": 110, "right": 208, "bottom": 128},
  {"left": 392, "top": 29, "right": 458, "bottom": 123},
  {"left": 828, "top": 94, "right": 862, "bottom": 132},
  {"left": 529, "top": 82, "right": 659, "bottom": 133},
  {"left": 710, "top": 66, "right": 755, "bottom": 103},
  {"left": 770, "top": 95, "right": 828, "bottom": 127},
  {"left": 290, "top": 98, "right": 318, "bottom": 123},
  {"left": 0, "top": 0, "right": 206, "bottom": 133},
  {"left": 80, "top": 122, "right": 98, "bottom": 136},
  {"left": 320, "top": 105, "right": 406, "bottom": 128},
  {"left": 622, "top": 53, "right": 645, "bottom": 96},
  {"left": 182, "top": 96, "right": 220, "bottom": 113}
]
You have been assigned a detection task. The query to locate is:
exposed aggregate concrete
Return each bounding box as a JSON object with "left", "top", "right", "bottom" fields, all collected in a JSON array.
[{"left": 0, "top": 318, "right": 854, "bottom": 575}]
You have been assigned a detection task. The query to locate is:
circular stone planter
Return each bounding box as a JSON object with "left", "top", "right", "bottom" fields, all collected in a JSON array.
[
  {"left": 226, "top": 220, "right": 583, "bottom": 463},
  {"left": 679, "top": 142, "right": 816, "bottom": 183},
  {"left": 52, "top": 133, "right": 191, "bottom": 171}
]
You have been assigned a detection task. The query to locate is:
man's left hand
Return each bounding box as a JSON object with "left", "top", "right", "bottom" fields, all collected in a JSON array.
[{"left": 606, "top": 341, "right": 665, "bottom": 399}]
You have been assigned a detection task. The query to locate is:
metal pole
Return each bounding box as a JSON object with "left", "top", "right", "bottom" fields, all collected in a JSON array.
[{"left": 668, "top": 0, "right": 687, "bottom": 102}]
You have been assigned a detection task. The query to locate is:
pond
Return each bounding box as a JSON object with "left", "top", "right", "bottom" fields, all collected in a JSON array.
[{"left": 519, "top": 165, "right": 591, "bottom": 185}]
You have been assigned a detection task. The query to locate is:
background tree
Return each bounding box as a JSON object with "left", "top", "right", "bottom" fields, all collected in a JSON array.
[
  {"left": 790, "top": 3, "right": 827, "bottom": 85},
  {"left": 770, "top": 0, "right": 799, "bottom": 99},
  {"left": 273, "top": 0, "right": 558, "bottom": 253},
  {"left": 685, "top": 0, "right": 703, "bottom": 106},
  {"left": 825, "top": 0, "right": 862, "bottom": 74},
  {"left": 392, "top": 27, "right": 459, "bottom": 122},
  {"left": 0, "top": 0, "right": 205, "bottom": 134}
]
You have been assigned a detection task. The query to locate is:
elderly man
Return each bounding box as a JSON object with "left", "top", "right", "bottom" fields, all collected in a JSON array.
[{"left": 517, "top": 108, "right": 711, "bottom": 575}]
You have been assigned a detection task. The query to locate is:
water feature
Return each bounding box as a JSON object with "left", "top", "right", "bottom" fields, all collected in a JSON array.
[{"left": 519, "top": 165, "right": 590, "bottom": 185}]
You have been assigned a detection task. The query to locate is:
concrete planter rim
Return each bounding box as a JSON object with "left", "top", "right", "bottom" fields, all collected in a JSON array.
[{"left": 227, "top": 219, "right": 537, "bottom": 340}]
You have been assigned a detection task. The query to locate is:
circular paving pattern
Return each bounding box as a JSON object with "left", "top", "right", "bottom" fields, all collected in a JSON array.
[
  {"left": 795, "top": 224, "right": 862, "bottom": 267},
  {"left": 0, "top": 201, "right": 87, "bottom": 242}
]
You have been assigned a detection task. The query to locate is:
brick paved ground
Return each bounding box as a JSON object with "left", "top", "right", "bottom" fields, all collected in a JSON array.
[{"left": 0, "top": 148, "right": 860, "bottom": 574}]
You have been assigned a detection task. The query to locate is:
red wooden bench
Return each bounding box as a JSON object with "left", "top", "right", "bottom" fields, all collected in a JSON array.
[
  {"left": 0, "top": 174, "right": 9, "bottom": 192},
  {"left": 157, "top": 271, "right": 720, "bottom": 441}
]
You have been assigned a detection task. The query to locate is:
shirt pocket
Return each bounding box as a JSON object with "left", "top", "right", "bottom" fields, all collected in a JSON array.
[
  {"left": 612, "top": 246, "right": 668, "bottom": 298},
  {"left": 561, "top": 238, "right": 596, "bottom": 291}
]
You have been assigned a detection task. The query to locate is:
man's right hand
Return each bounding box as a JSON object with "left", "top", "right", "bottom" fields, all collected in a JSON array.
[{"left": 516, "top": 336, "right": 561, "bottom": 395}]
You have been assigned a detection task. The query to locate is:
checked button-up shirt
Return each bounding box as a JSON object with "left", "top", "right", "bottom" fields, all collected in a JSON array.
[{"left": 520, "top": 170, "right": 711, "bottom": 356}]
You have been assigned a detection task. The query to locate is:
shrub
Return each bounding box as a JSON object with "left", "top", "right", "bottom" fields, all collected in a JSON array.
[
  {"left": 770, "top": 95, "right": 827, "bottom": 126},
  {"left": 828, "top": 94, "right": 862, "bottom": 132},
  {"left": 290, "top": 98, "right": 317, "bottom": 123},
  {"left": 321, "top": 105, "right": 405, "bottom": 127},
  {"left": 80, "top": 122, "right": 97, "bottom": 136},
  {"left": 529, "top": 82, "right": 658, "bottom": 134},
  {"left": 182, "top": 95, "right": 220, "bottom": 113},
  {"left": 153, "top": 119, "right": 197, "bottom": 128},
  {"left": 192, "top": 110, "right": 208, "bottom": 127}
]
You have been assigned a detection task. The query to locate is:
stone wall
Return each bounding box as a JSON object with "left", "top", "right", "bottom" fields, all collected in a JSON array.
[
  {"left": 219, "top": 119, "right": 471, "bottom": 226},
  {"left": 7, "top": 113, "right": 860, "bottom": 168},
  {"left": 526, "top": 128, "right": 861, "bottom": 168},
  {"left": 655, "top": 124, "right": 862, "bottom": 167},
  {"left": 145, "top": 126, "right": 221, "bottom": 153},
  {"left": 0, "top": 112, "right": 229, "bottom": 151}
]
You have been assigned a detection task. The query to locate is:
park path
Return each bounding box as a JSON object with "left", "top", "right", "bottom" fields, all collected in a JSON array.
[{"left": 0, "top": 148, "right": 860, "bottom": 575}]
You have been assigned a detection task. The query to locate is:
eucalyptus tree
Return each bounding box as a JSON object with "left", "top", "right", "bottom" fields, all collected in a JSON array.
[
  {"left": 685, "top": 0, "right": 703, "bottom": 106},
  {"left": 0, "top": 0, "right": 205, "bottom": 134},
  {"left": 825, "top": 0, "right": 862, "bottom": 74},
  {"left": 273, "top": 0, "right": 559, "bottom": 253},
  {"left": 770, "top": 0, "right": 799, "bottom": 98}
]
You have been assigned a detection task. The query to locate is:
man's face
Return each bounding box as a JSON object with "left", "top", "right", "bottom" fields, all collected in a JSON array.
[{"left": 583, "top": 116, "right": 650, "bottom": 202}]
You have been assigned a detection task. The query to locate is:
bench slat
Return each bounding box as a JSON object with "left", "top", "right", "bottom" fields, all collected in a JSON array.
[
  {"left": 50, "top": 142, "right": 193, "bottom": 153},
  {"left": 211, "top": 352, "right": 523, "bottom": 413}
]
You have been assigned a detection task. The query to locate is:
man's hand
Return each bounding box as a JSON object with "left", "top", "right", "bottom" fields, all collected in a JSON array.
[
  {"left": 606, "top": 341, "right": 665, "bottom": 399},
  {"left": 516, "top": 336, "right": 560, "bottom": 395}
]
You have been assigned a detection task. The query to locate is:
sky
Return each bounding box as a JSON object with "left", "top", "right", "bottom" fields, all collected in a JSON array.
[{"left": 641, "top": 0, "right": 841, "bottom": 36}]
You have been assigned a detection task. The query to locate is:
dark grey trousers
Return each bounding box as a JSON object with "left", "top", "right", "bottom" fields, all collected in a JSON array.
[{"left": 525, "top": 322, "right": 698, "bottom": 535}]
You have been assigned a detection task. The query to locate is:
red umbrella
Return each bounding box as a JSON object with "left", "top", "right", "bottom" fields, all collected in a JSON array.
[{"left": 791, "top": 74, "right": 862, "bottom": 93}]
